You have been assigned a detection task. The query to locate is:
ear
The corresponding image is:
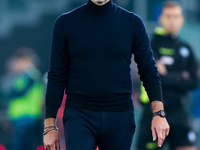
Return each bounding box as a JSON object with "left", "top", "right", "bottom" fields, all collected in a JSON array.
[{"left": 179, "top": 7, "right": 184, "bottom": 26}]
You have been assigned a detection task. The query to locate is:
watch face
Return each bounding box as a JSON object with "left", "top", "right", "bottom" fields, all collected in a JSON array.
[{"left": 160, "top": 110, "right": 166, "bottom": 117}]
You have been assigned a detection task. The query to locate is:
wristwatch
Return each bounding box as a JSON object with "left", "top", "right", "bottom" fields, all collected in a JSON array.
[{"left": 153, "top": 110, "right": 166, "bottom": 118}]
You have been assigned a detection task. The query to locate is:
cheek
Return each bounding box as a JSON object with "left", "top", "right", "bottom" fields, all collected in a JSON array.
[
  {"left": 164, "top": 21, "right": 172, "bottom": 28},
  {"left": 174, "top": 20, "right": 183, "bottom": 28},
  {"left": 161, "top": 19, "right": 169, "bottom": 27},
  {"left": 168, "top": 19, "right": 179, "bottom": 28}
]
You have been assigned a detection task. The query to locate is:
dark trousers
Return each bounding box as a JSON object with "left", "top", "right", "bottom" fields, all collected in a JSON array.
[{"left": 63, "top": 106, "right": 135, "bottom": 150}]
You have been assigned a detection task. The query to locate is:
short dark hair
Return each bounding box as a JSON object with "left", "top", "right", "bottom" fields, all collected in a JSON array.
[
  {"left": 14, "top": 47, "right": 36, "bottom": 58},
  {"left": 162, "top": 1, "right": 181, "bottom": 10},
  {"left": 13, "top": 47, "right": 40, "bottom": 67}
]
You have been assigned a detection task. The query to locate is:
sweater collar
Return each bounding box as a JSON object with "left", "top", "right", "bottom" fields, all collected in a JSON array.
[{"left": 85, "top": 0, "right": 113, "bottom": 14}]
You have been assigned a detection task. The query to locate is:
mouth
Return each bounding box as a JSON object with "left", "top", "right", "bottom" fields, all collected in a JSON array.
[{"left": 93, "top": 0, "right": 107, "bottom": 4}]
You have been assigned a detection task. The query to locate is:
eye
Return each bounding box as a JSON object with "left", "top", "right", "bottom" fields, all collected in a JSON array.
[{"left": 164, "top": 15, "right": 171, "bottom": 19}]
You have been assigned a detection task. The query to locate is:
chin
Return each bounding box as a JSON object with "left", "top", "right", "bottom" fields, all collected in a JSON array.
[{"left": 167, "top": 28, "right": 178, "bottom": 34}]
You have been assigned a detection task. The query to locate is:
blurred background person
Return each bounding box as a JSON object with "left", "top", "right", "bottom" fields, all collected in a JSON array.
[
  {"left": 0, "top": 47, "right": 44, "bottom": 150},
  {"left": 136, "top": 1, "right": 198, "bottom": 150}
]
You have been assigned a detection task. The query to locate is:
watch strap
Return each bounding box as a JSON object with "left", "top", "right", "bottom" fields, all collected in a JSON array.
[{"left": 153, "top": 110, "right": 166, "bottom": 117}]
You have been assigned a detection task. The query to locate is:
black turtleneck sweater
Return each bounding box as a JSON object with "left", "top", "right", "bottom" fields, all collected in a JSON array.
[{"left": 45, "top": 0, "right": 163, "bottom": 119}]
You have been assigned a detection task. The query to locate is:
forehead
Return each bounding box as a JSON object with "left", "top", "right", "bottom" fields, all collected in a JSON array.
[{"left": 162, "top": 6, "right": 183, "bottom": 15}]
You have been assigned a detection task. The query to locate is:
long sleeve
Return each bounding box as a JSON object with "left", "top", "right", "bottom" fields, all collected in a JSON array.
[
  {"left": 45, "top": 15, "right": 68, "bottom": 119},
  {"left": 132, "top": 15, "right": 163, "bottom": 102}
]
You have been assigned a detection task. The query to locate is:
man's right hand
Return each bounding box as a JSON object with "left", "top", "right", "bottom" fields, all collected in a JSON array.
[{"left": 43, "top": 118, "right": 60, "bottom": 150}]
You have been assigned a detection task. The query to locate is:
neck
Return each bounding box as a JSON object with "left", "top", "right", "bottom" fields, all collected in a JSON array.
[
  {"left": 85, "top": 0, "right": 113, "bottom": 14},
  {"left": 91, "top": 0, "right": 110, "bottom": 6}
]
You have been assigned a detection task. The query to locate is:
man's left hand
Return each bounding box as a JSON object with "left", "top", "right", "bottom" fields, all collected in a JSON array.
[{"left": 151, "top": 116, "right": 170, "bottom": 147}]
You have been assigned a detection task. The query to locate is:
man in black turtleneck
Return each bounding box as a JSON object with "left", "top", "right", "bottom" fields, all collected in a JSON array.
[
  {"left": 43, "top": 0, "right": 169, "bottom": 150},
  {"left": 136, "top": 2, "right": 198, "bottom": 150}
]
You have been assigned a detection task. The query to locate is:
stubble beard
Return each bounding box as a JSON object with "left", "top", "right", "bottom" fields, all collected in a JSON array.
[{"left": 92, "top": 0, "right": 107, "bottom": 4}]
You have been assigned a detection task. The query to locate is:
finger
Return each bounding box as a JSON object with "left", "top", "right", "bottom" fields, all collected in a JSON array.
[
  {"left": 151, "top": 127, "right": 157, "bottom": 141},
  {"left": 43, "top": 138, "right": 48, "bottom": 150},
  {"left": 162, "top": 129, "right": 165, "bottom": 140},
  {"left": 162, "top": 129, "right": 166, "bottom": 145},
  {"left": 56, "top": 141, "right": 60, "bottom": 150},
  {"left": 44, "top": 143, "right": 48, "bottom": 150},
  {"left": 157, "top": 129, "right": 164, "bottom": 147},
  {"left": 45, "top": 145, "right": 50, "bottom": 150},
  {"left": 50, "top": 143, "right": 56, "bottom": 150},
  {"left": 165, "top": 127, "right": 170, "bottom": 137}
]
